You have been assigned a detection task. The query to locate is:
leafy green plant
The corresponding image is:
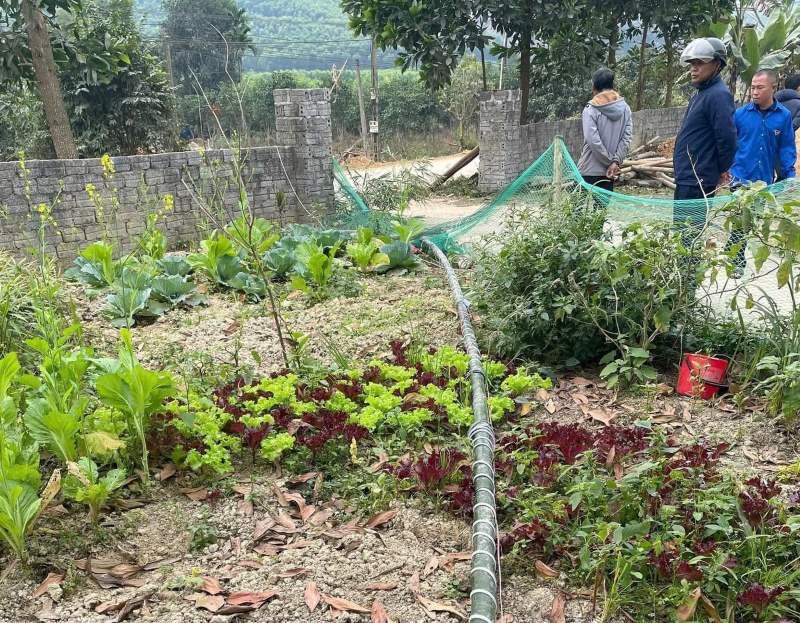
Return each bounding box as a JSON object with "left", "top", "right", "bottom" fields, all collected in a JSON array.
[
  {"left": 377, "top": 240, "right": 421, "bottom": 272},
  {"left": 64, "top": 241, "right": 119, "bottom": 290},
  {"left": 227, "top": 273, "right": 267, "bottom": 301},
  {"left": 291, "top": 241, "right": 343, "bottom": 299},
  {"left": 147, "top": 275, "right": 205, "bottom": 315},
  {"left": 754, "top": 354, "right": 800, "bottom": 424},
  {"left": 187, "top": 233, "right": 240, "bottom": 284},
  {"left": 599, "top": 347, "right": 657, "bottom": 389},
  {"left": 0, "top": 483, "right": 41, "bottom": 560},
  {"left": 392, "top": 218, "right": 426, "bottom": 244},
  {"left": 105, "top": 287, "right": 151, "bottom": 328},
  {"left": 156, "top": 255, "right": 192, "bottom": 277},
  {"left": 225, "top": 216, "right": 280, "bottom": 256},
  {"left": 96, "top": 329, "right": 175, "bottom": 480},
  {"left": 500, "top": 368, "right": 552, "bottom": 397},
  {"left": 263, "top": 245, "right": 296, "bottom": 279},
  {"left": 64, "top": 458, "right": 126, "bottom": 523}
]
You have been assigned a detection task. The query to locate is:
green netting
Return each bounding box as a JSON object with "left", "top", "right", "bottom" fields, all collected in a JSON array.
[{"left": 333, "top": 138, "right": 793, "bottom": 254}]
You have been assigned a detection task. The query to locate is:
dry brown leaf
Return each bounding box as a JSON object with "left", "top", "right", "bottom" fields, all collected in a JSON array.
[
  {"left": 32, "top": 469, "right": 62, "bottom": 527},
  {"left": 544, "top": 400, "right": 556, "bottom": 414},
  {"left": 31, "top": 572, "right": 64, "bottom": 599},
  {"left": 272, "top": 484, "right": 289, "bottom": 506},
  {"left": 535, "top": 388, "right": 550, "bottom": 401},
  {"left": 423, "top": 442, "right": 434, "bottom": 454},
  {"left": 439, "top": 551, "right": 471, "bottom": 570},
  {"left": 226, "top": 590, "right": 278, "bottom": 608},
  {"left": 700, "top": 594, "right": 722, "bottom": 623},
  {"left": 194, "top": 593, "right": 225, "bottom": 612},
  {"left": 305, "top": 581, "right": 321, "bottom": 612},
  {"left": 238, "top": 559, "right": 263, "bottom": 570},
  {"left": 300, "top": 504, "right": 317, "bottom": 523},
  {"left": 572, "top": 392, "right": 589, "bottom": 405},
  {"left": 289, "top": 471, "right": 319, "bottom": 484},
  {"left": 199, "top": 577, "right": 222, "bottom": 595},
  {"left": 416, "top": 595, "right": 467, "bottom": 620},
  {"left": 677, "top": 587, "right": 702, "bottom": 621},
  {"left": 276, "top": 568, "right": 310, "bottom": 579},
  {"left": 223, "top": 319, "right": 241, "bottom": 336},
  {"left": 157, "top": 464, "right": 176, "bottom": 481},
  {"left": 33, "top": 598, "right": 59, "bottom": 622},
  {"left": 571, "top": 376, "right": 593, "bottom": 387},
  {"left": 238, "top": 498, "right": 254, "bottom": 516},
  {"left": 613, "top": 463, "right": 624, "bottom": 480},
  {"left": 323, "top": 595, "right": 371, "bottom": 613},
  {"left": 371, "top": 600, "right": 390, "bottom": 623},
  {"left": 275, "top": 511, "right": 297, "bottom": 531},
  {"left": 421, "top": 556, "right": 439, "bottom": 579},
  {"left": 534, "top": 560, "right": 559, "bottom": 579},
  {"left": 253, "top": 519, "right": 276, "bottom": 542},
  {"left": 653, "top": 414, "right": 677, "bottom": 424},
  {"left": 365, "top": 509, "right": 398, "bottom": 529},
  {"left": 232, "top": 483, "right": 252, "bottom": 496},
  {"left": 550, "top": 592, "right": 566, "bottom": 623},
  {"left": 361, "top": 581, "right": 399, "bottom": 591},
  {"left": 497, "top": 616, "right": 514, "bottom": 623},
  {"left": 180, "top": 486, "right": 208, "bottom": 502},
  {"left": 308, "top": 508, "right": 334, "bottom": 526},
  {"left": 409, "top": 572, "right": 420, "bottom": 596},
  {"left": 588, "top": 408, "right": 617, "bottom": 426},
  {"left": 253, "top": 543, "right": 280, "bottom": 556},
  {"left": 280, "top": 539, "right": 313, "bottom": 550},
  {"left": 518, "top": 402, "right": 532, "bottom": 417}
]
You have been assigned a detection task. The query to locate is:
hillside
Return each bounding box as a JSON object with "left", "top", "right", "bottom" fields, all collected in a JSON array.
[{"left": 133, "top": 0, "right": 398, "bottom": 71}]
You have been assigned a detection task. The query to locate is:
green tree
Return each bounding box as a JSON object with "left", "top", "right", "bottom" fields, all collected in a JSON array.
[
  {"left": 163, "top": 0, "right": 253, "bottom": 92},
  {"left": 650, "top": 0, "right": 734, "bottom": 107},
  {"left": 440, "top": 56, "right": 483, "bottom": 148},
  {"left": 341, "top": 0, "right": 490, "bottom": 91},
  {"left": 2, "top": 0, "right": 80, "bottom": 157},
  {"left": 61, "top": 0, "right": 176, "bottom": 155}
]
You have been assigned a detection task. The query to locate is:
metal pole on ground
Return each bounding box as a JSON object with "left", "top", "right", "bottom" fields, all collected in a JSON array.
[{"left": 422, "top": 238, "right": 499, "bottom": 623}]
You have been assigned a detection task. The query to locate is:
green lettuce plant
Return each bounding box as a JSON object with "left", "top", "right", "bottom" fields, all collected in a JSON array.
[
  {"left": 96, "top": 329, "right": 175, "bottom": 480},
  {"left": 64, "top": 458, "right": 127, "bottom": 523}
]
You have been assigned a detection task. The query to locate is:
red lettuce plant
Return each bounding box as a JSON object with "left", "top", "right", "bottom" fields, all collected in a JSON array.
[{"left": 738, "top": 583, "right": 786, "bottom": 615}]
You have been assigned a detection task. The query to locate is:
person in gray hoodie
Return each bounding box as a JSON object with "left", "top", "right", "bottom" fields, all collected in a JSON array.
[{"left": 577, "top": 68, "right": 633, "bottom": 195}]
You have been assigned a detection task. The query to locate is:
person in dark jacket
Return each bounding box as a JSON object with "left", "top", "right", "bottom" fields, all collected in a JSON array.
[
  {"left": 673, "top": 38, "right": 737, "bottom": 230},
  {"left": 776, "top": 74, "right": 800, "bottom": 131}
]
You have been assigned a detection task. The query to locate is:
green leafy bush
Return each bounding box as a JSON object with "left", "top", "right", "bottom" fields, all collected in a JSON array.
[{"left": 64, "top": 458, "right": 126, "bottom": 523}]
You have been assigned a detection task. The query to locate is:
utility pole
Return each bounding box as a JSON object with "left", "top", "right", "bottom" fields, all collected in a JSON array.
[
  {"left": 355, "top": 59, "right": 370, "bottom": 158},
  {"left": 498, "top": 35, "right": 508, "bottom": 90},
  {"left": 370, "top": 37, "right": 380, "bottom": 161}
]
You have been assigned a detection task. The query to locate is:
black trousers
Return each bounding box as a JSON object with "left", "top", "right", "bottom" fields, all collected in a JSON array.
[{"left": 583, "top": 176, "right": 613, "bottom": 210}]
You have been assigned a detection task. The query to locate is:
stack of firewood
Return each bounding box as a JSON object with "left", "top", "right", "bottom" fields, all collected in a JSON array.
[{"left": 616, "top": 136, "right": 676, "bottom": 189}]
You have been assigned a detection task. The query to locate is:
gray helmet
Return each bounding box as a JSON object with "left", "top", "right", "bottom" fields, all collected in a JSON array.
[{"left": 681, "top": 37, "right": 727, "bottom": 67}]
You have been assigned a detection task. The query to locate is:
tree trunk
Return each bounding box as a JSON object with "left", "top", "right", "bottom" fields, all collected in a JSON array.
[
  {"left": 480, "top": 46, "right": 487, "bottom": 91},
  {"left": 635, "top": 19, "right": 650, "bottom": 112},
  {"left": 607, "top": 24, "right": 618, "bottom": 66},
  {"left": 21, "top": 0, "right": 78, "bottom": 159},
  {"left": 519, "top": 30, "right": 531, "bottom": 125},
  {"left": 664, "top": 33, "right": 674, "bottom": 107}
]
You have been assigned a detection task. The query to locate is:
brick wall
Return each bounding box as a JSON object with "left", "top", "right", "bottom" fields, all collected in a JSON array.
[
  {"left": 0, "top": 88, "right": 333, "bottom": 262},
  {"left": 478, "top": 89, "right": 687, "bottom": 192}
]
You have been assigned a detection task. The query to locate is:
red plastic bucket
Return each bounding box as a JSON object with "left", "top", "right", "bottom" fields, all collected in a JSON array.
[{"left": 676, "top": 354, "right": 729, "bottom": 399}]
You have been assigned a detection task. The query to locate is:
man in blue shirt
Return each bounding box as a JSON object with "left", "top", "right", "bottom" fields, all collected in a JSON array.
[{"left": 726, "top": 69, "right": 797, "bottom": 274}]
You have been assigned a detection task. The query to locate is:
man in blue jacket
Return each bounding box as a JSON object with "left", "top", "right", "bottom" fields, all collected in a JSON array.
[
  {"left": 726, "top": 69, "right": 797, "bottom": 274},
  {"left": 673, "top": 38, "right": 737, "bottom": 230}
]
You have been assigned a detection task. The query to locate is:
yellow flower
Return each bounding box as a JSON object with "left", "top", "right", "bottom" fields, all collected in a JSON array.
[
  {"left": 162, "top": 194, "right": 175, "bottom": 212},
  {"left": 349, "top": 437, "right": 360, "bottom": 465},
  {"left": 100, "top": 154, "right": 115, "bottom": 177}
]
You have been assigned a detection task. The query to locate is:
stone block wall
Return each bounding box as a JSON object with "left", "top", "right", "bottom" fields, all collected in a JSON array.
[
  {"left": 0, "top": 88, "right": 333, "bottom": 262},
  {"left": 478, "top": 89, "right": 687, "bottom": 191}
]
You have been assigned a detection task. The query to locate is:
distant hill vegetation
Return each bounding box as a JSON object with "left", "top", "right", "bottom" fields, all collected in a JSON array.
[{"left": 132, "top": 0, "right": 398, "bottom": 71}]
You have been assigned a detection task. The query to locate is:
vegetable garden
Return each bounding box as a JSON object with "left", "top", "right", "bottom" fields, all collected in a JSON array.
[{"left": 2, "top": 152, "right": 800, "bottom": 623}]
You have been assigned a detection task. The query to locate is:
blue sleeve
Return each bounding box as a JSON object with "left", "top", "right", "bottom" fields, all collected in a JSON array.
[
  {"left": 779, "top": 112, "right": 797, "bottom": 179},
  {"left": 709, "top": 89, "right": 737, "bottom": 173}
]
